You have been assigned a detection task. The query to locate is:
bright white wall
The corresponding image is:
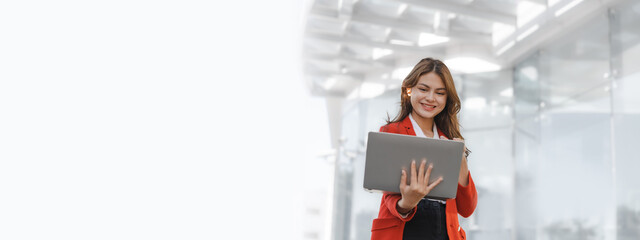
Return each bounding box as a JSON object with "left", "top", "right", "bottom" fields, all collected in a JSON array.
[{"left": 0, "top": 1, "right": 328, "bottom": 239}]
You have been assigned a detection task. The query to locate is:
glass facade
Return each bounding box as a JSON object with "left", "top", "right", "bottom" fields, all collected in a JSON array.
[
  {"left": 514, "top": 12, "right": 615, "bottom": 240},
  {"left": 459, "top": 70, "right": 514, "bottom": 239},
  {"left": 334, "top": 0, "right": 640, "bottom": 239},
  {"left": 610, "top": 1, "right": 640, "bottom": 239}
]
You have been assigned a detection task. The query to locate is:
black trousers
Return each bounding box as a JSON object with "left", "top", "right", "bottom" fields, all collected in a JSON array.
[{"left": 402, "top": 199, "right": 449, "bottom": 240}]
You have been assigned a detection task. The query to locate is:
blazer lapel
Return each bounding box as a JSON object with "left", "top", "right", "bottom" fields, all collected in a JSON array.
[
  {"left": 400, "top": 116, "right": 416, "bottom": 136},
  {"left": 401, "top": 116, "right": 450, "bottom": 139},
  {"left": 437, "top": 127, "right": 448, "bottom": 140}
]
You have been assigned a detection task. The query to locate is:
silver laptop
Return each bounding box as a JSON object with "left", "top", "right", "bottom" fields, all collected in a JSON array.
[{"left": 363, "top": 132, "right": 465, "bottom": 200}]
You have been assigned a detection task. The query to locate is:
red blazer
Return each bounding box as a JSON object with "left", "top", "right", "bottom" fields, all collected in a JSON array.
[{"left": 371, "top": 117, "right": 478, "bottom": 240}]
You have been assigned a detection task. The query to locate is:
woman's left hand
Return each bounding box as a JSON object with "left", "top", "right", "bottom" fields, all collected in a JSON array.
[{"left": 452, "top": 138, "right": 469, "bottom": 187}]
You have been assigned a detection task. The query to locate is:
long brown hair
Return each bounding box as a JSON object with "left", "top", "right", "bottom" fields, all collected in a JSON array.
[{"left": 387, "top": 58, "right": 464, "bottom": 140}]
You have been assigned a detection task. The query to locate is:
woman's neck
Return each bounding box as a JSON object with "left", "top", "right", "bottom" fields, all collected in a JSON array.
[{"left": 410, "top": 111, "right": 435, "bottom": 137}]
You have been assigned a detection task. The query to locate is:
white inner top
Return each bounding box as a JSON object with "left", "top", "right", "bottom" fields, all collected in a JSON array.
[{"left": 409, "top": 112, "right": 439, "bottom": 139}]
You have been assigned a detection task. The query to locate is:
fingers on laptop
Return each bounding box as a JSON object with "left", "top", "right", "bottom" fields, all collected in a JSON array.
[
  {"left": 400, "top": 169, "right": 407, "bottom": 188},
  {"left": 424, "top": 160, "right": 432, "bottom": 185},
  {"left": 406, "top": 159, "right": 442, "bottom": 192},
  {"left": 424, "top": 160, "right": 441, "bottom": 190},
  {"left": 410, "top": 160, "right": 418, "bottom": 184},
  {"left": 418, "top": 159, "right": 426, "bottom": 184},
  {"left": 428, "top": 176, "right": 444, "bottom": 190}
]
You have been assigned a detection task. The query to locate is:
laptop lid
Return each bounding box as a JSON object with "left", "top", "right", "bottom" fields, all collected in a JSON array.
[{"left": 363, "top": 131, "right": 464, "bottom": 200}]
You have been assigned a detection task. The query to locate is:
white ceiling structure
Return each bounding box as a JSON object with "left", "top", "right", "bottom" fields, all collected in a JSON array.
[{"left": 303, "top": 0, "right": 626, "bottom": 98}]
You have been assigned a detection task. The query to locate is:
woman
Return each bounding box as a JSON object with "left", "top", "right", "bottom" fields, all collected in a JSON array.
[{"left": 370, "top": 58, "right": 477, "bottom": 240}]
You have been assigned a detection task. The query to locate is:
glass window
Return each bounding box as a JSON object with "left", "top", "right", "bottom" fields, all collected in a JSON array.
[
  {"left": 540, "top": 14, "right": 611, "bottom": 108},
  {"left": 514, "top": 52, "right": 541, "bottom": 240},
  {"left": 513, "top": 12, "right": 619, "bottom": 240},
  {"left": 611, "top": 1, "right": 640, "bottom": 239},
  {"left": 459, "top": 70, "right": 514, "bottom": 239},
  {"left": 332, "top": 2, "right": 640, "bottom": 240},
  {"left": 538, "top": 13, "right": 614, "bottom": 240}
]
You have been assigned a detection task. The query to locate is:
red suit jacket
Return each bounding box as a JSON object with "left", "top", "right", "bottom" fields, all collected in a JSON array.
[{"left": 371, "top": 117, "right": 477, "bottom": 240}]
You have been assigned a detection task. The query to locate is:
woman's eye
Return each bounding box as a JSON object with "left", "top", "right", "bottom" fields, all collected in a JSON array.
[
  {"left": 437, "top": 92, "right": 445, "bottom": 95},
  {"left": 419, "top": 88, "right": 427, "bottom": 92}
]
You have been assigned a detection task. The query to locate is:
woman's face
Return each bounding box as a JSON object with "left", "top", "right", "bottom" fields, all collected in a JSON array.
[{"left": 409, "top": 72, "right": 447, "bottom": 120}]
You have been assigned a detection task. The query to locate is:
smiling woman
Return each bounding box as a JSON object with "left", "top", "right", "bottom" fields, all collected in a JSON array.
[{"left": 373, "top": 58, "right": 476, "bottom": 240}]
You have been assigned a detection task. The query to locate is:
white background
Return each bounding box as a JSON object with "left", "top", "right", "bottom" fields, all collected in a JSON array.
[{"left": 0, "top": 1, "right": 327, "bottom": 239}]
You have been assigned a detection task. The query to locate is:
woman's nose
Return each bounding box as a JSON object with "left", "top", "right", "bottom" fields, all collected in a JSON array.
[{"left": 425, "top": 92, "right": 435, "bottom": 101}]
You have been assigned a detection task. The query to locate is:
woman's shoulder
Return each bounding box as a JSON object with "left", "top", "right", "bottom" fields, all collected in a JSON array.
[{"left": 379, "top": 120, "right": 405, "bottom": 133}]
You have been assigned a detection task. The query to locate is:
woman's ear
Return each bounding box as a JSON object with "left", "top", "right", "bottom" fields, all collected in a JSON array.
[{"left": 407, "top": 88, "right": 412, "bottom": 96}]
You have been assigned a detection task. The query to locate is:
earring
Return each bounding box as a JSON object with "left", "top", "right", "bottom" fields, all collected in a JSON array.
[{"left": 407, "top": 90, "right": 411, "bottom": 97}]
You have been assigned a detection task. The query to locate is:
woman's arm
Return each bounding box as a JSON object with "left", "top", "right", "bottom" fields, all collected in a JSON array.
[
  {"left": 380, "top": 193, "right": 416, "bottom": 220},
  {"left": 452, "top": 138, "right": 469, "bottom": 186},
  {"left": 455, "top": 172, "right": 477, "bottom": 217},
  {"left": 452, "top": 138, "right": 476, "bottom": 217},
  {"left": 458, "top": 156, "right": 469, "bottom": 186}
]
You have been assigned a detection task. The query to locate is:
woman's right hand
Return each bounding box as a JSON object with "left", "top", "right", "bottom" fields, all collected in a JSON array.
[{"left": 396, "top": 159, "right": 443, "bottom": 214}]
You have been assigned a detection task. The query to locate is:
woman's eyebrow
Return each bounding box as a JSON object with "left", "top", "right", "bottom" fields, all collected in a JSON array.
[{"left": 418, "top": 83, "right": 445, "bottom": 90}]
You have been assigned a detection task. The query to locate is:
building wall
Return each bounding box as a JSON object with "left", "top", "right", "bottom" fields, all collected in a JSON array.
[{"left": 334, "top": 1, "right": 640, "bottom": 239}]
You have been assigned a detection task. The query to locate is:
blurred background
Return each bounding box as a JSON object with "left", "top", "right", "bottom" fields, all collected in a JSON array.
[
  {"left": 300, "top": 0, "right": 640, "bottom": 240},
  {"left": 1, "top": 0, "right": 639, "bottom": 240}
]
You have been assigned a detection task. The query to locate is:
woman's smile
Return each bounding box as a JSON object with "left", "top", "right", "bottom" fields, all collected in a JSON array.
[{"left": 421, "top": 103, "right": 437, "bottom": 111}]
